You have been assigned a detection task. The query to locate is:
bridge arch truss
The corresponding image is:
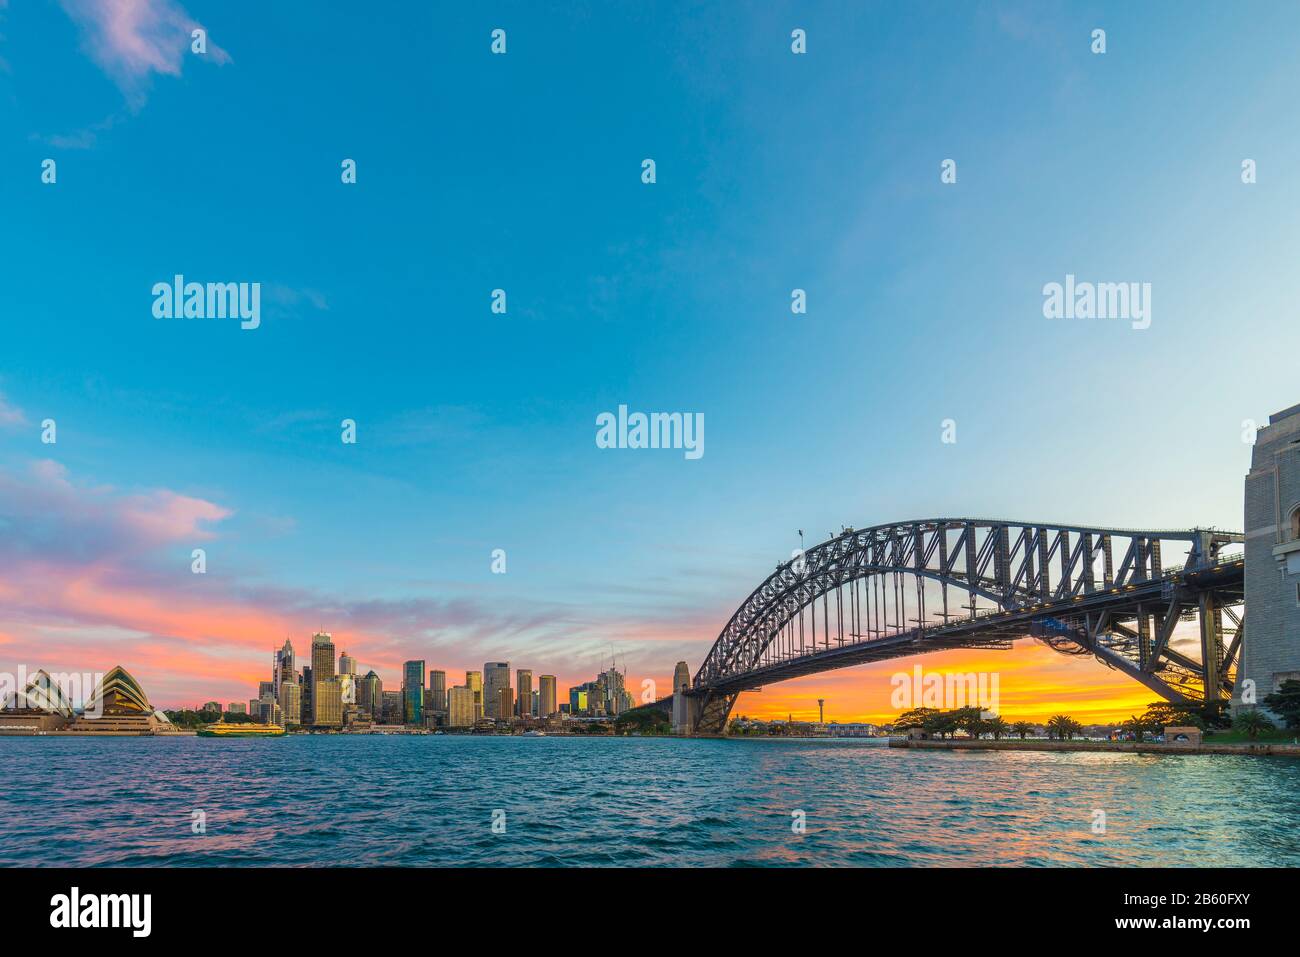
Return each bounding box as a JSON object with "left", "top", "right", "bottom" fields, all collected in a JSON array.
[{"left": 690, "top": 519, "right": 1244, "bottom": 734}]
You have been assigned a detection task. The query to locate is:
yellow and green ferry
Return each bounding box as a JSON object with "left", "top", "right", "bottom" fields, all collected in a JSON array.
[{"left": 197, "top": 721, "right": 286, "bottom": 738}]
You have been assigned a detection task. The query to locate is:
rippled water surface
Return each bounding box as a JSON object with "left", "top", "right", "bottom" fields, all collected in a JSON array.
[{"left": 3, "top": 736, "right": 1298, "bottom": 866}]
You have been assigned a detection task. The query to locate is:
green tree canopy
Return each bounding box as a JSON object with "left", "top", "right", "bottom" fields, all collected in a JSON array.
[{"left": 1263, "top": 679, "right": 1300, "bottom": 730}]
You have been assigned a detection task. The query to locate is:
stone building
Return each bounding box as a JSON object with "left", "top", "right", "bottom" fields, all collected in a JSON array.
[{"left": 1241, "top": 402, "right": 1300, "bottom": 712}]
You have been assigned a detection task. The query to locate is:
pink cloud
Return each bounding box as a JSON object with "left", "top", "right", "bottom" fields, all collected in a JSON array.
[
  {"left": 0, "top": 459, "right": 709, "bottom": 707},
  {"left": 58, "top": 0, "right": 229, "bottom": 100},
  {"left": 119, "top": 490, "right": 231, "bottom": 544}
]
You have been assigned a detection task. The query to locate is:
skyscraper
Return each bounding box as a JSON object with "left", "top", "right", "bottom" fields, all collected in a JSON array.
[
  {"left": 465, "top": 670, "right": 483, "bottom": 719},
  {"left": 538, "top": 675, "right": 557, "bottom": 716},
  {"left": 256, "top": 699, "right": 282, "bottom": 725},
  {"left": 381, "top": 690, "right": 402, "bottom": 723},
  {"left": 447, "top": 686, "right": 475, "bottom": 728},
  {"left": 358, "top": 670, "right": 382, "bottom": 718},
  {"left": 428, "top": 670, "right": 447, "bottom": 713},
  {"left": 278, "top": 679, "right": 301, "bottom": 727},
  {"left": 274, "top": 638, "right": 295, "bottom": 695},
  {"left": 515, "top": 669, "right": 532, "bottom": 717},
  {"left": 311, "top": 633, "right": 335, "bottom": 681},
  {"left": 313, "top": 678, "right": 342, "bottom": 727},
  {"left": 301, "top": 664, "right": 313, "bottom": 724},
  {"left": 483, "top": 662, "right": 510, "bottom": 719},
  {"left": 403, "top": 660, "right": 425, "bottom": 724},
  {"left": 600, "top": 665, "right": 629, "bottom": 714},
  {"left": 338, "top": 651, "right": 356, "bottom": 676},
  {"left": 497, "top": 687, "right": 514, "bottom": 722}
]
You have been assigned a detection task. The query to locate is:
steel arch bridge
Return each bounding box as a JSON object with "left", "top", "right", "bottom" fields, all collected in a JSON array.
[{"left": 685, "top": 519, "right": 1245, "bottom": 735}]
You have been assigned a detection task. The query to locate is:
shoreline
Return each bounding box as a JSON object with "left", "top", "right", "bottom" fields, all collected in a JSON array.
[{"left": 889, "top": 737, "right": 1300, "bottom": 757}]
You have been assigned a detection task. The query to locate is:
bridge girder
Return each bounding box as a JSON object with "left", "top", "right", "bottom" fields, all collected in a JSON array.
[{"left": 690, "top": 519, "right": 1243, "bottom": 734}]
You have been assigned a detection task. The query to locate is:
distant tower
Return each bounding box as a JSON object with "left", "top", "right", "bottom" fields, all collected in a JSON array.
[
  {"left": 429, "top": 670, "right": 447, "bottom": 713},
  {"left": 278, "top": 679, "right": 301, "bottom": 727},
  {"left": 1242, "top": 402, "right": 1300, "bottom": 712},
  {"left": 538, "top": 675, "right": 557, "bottom": 716},
  {"left": 311, "top": 633, "right": 335, "bottom": 680},
  {"left": 483, "top": 662, "right": 510, "bottom": 719},
  {"left": 466, "top": 671, "right": 483, "bottom": 719},
  {"left": 516, "top": 669, "right": 533, "bottom": 717},
  {"left": 274, "top": 638, "right": 295, "bottom": 695},
  {"left": 817, "top": 699, "right": 825, "bottom": 723},
  {"left": 402, "top": 660, "right": 425, "bottom": 724}
]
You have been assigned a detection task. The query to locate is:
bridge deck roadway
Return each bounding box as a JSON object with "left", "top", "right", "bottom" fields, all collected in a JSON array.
[{"left": 695, "top": 559, "right": 1244, "bottom": 698}]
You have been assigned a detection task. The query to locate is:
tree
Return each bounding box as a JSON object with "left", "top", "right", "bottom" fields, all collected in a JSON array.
[
  {"left": 1263, "top": 679, "right": 1300, "bottom": 730},
  {"left": 1233, "top": 708, "right": 1275, "bottom": 740},
  {"left": 616, "top": 709, "right": 670, "bottom": 735},
  {"left": 953, "top": 707, "right": 987, "bottom": 739},
  {"left": 1190, "top": 698, "right": 1233, "bottom": 730},
  {"left": 922, "top": 710, "right": 960, "bottom": 740},
  {"left": 1141, "top": 702, "right": 1203, "bottom": 731},
  {"left": 1120, "top": 714, "right": 1157, "bottom": 742},
  {"left": 985, "top": 715, "right": 1009, "bottom": 740},
  {"left": 893, "top": 707, "right": 940, "bottom": 730},
  {"left": 1045, "top": 714, "right": 1081, "bottom": 740},
  {"left": 1010, "top": 721, "right": 1034, "bottom": 740}
]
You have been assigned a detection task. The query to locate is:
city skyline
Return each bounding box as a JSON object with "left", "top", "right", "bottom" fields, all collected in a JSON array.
[
  {"left": 217, "top": 631, "right": 634, "bottom": 728},
  {"left": 4, "top": 1, "right": 1300, "bottom": 724}
]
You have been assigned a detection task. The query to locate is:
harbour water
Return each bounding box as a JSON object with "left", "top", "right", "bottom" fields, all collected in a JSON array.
[{"left": 3, "top": 736, "right": 1298, "bottom": 867}]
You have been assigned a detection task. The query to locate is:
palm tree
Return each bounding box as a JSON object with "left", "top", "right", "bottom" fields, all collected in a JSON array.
[
  {"left": 986, "top": 716, "right": 1009, "bottom": 740},
  {"left": 1120, "top": 715, "right": 1150, "bottom": 742},
  {"left": 1046, "top": 714, "right": 1078, "bottom": 740},
  {"left": 1233, "top": 708, "right": 1275, "bottom": 741},
  {"left": 1010, "top": 721, "right": 1034, "bottom": 740}
]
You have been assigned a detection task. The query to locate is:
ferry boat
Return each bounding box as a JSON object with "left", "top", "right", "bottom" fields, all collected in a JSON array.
[{"left": 197, "top": 721, "right": 286, "bottom": 738}]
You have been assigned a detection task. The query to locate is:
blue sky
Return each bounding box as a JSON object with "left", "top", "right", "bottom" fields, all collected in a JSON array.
[{"left": 1, "top": 0, "right": 1298, "bottom": 709}]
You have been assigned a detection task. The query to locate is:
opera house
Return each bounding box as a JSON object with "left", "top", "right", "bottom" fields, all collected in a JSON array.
[{"left": 0, "top": 666, "right": 186, "bottom": 735}]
